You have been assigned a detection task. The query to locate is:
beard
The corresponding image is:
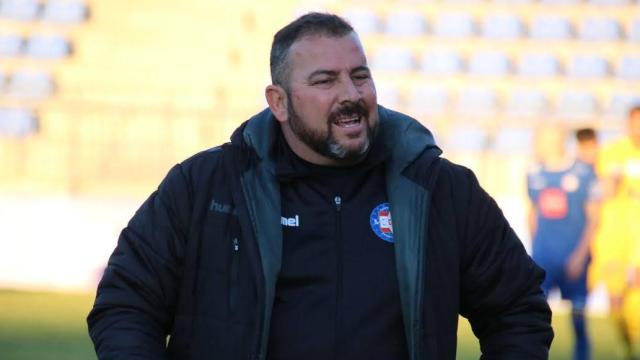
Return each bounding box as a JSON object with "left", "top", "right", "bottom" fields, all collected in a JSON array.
[{"left": 286, "top": 96, "right": 376, "bottom": 165}]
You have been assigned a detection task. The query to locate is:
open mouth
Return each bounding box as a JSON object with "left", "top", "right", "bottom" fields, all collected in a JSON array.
[{"left": 333, "top": 114, "right": 362, "bottom": 128}]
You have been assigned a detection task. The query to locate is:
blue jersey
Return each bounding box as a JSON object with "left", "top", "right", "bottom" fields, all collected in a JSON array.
[{"left": 528, "top": 160, "right": 598, "bottom": 264}]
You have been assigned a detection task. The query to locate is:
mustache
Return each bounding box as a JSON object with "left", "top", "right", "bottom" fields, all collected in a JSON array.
[{"left": 329, "top": 101, "right": 369, "bottom": 123}]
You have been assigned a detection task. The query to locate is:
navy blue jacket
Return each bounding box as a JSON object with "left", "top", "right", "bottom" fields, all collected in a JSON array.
[{"left": 87, "top": 106, "right": 553, "bottom": 359}]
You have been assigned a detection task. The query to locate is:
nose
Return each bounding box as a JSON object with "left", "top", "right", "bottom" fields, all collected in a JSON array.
[{"left": 338, "top": 77, "right": 362, "bottom": 104}]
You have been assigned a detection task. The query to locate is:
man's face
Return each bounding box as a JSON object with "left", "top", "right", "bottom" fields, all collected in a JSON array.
[
  {"left": 577, "top": 139, "right": 598, "bottom": 165},
  {"left": 282, "top": 33, "right": 378, "bottom": 165}
]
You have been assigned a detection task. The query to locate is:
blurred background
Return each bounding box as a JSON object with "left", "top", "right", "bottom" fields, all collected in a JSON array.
[{"left": 0, "top": 0, "right": 638, "bottom": 358}]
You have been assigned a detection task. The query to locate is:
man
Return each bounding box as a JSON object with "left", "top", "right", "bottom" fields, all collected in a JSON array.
[
  {"left": 87, "top": 13, "right": 552, "bottom": 359},
  {"left": 527, "top": 125, "right": 600, "bottom": 360},
  {"left": 591, "top": 105, "right": 640, "bottom": 359}
]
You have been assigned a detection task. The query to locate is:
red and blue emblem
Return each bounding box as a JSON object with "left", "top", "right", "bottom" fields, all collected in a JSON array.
[{"left": 370, "top": 203, "right": 394, "bottom": 243}]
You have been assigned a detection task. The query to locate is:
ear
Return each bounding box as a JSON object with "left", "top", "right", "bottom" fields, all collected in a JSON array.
[{"left": 265, "top": 84, "right": 288, "bottom": 124}]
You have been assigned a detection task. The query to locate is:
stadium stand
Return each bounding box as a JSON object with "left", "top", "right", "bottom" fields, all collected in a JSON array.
[
  {"left": 0, "top": 107, "right": 38, "bottom": 138},
  {"left": 433, "top": 12, "right": 475, "bottom": 38},
  {"left": 372, "top": 46, "right": 415, "bottom": 72},
  {"left": 481, "top": 13, "right": 523, "bottom": 40},
  {"left": 505, "top": 89, "right": 549, "bottom": 119},
  {"left": 407, "top": 85, "right": 449, "bottom": 117},
  {"left": 0, "top": 32, "right": 22, "bottom": 57},
  {"left": 556, "top": 89, "right": 600, "bottom": 120},
  {"left": 420, "top": 49, "right": 464, "bottom": 76},
  {"left": 517, "top": 53, "right": 561, "bottom": 77},
  {"left": 468, "top": 50, "right": 511, "bottom": 77},
  {"left": 24, "top": 34, "right": 72, "bottom": 59},
  {"left": 0, "top": 0, "right": 638, "bottom": 198},
  {"left": 617, "top": 55, "right": 640, "bottom": 80},
  {"left": 606, "top": 93, "right": 640, "bottom": 118},
  {"left": 6, "top": 70, "right": 56, "bottom": 100},
  {"left": 567, "top": 54, "right": 610, "bottom": 79},
  {"left": 342, "top": 8, "right": 379, "bottom": 35},
  {"left": 0, "top": 0, "right": 40, "bottom": 21},
  {"left": 444, "top": 125, "right": 489, "bottom": 152},
  {"left": 529, "top": 15, "right": 573, "bottom": 40},
  {"left": 578, "top": 17, "right": 622, "bottom": 42},
  {"left": 630, "top": 18, "right": 640, "bottom": 42},
  {"left": 385, "top": 9, "right": 427, "bottom": 36},
  {"left": 455, "top": 87, "right": 499, "bottom": 117},
  {"left": 41, "top": 0, "right": 89, "bottom": 24}
]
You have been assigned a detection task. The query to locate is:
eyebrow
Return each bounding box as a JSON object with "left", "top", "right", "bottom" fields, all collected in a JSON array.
[{"left": 307, "top": 66, "right": 371, "bottom": 81}]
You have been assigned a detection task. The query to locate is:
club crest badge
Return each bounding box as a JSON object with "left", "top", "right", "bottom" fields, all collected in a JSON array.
[{"left": 370, "top": 203, "right": 394, "bottom": 243}]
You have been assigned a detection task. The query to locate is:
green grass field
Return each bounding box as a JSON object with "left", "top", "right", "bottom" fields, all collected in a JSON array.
[{"left": 0, "top": 289, "right": 628, "bottom": 359}]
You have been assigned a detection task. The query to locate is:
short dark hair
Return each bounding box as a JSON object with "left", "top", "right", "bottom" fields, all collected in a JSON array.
[
  {"left": 575, "top": 128, "right": 597, "bottom": 143},
  {"left": 270, "top": 12, "right": 354, "bottom": 87}
]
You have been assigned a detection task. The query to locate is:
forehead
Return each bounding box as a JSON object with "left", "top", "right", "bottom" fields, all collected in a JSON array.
[{"left": 287, "top": 33, "right": 367, "bottom": 77}]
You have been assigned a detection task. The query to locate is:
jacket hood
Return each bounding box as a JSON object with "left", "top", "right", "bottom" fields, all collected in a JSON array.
[{"left": 230, "top": 105, "right": 441, "bottom": 175}]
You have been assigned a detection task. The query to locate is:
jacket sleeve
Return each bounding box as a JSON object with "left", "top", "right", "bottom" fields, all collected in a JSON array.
[
  {"left": 87, "top": 164, "right": 192, "bottom": 359},
  {"left": 456, "top": 167, "right": 553, "bottom": 359}
]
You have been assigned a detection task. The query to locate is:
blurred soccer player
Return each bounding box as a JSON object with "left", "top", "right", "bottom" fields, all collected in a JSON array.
[
  {"left": 528, "top": 124, "right": 600, "bottom": 360},
  {"left": 591, "top": 105, "right": 640, "bottom": 359}
]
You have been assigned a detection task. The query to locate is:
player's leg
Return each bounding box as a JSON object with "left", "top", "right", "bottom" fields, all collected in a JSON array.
[
  {"left": 606, "top": 262, "right": 633, "bottom": 359},
  {"left": 561, "top": 271, "right": 590, "bottom": 360}
]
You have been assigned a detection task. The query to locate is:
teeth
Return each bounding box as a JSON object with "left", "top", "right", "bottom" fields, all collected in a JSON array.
[{"left": 334, "top": 115, "right": 360, "bottom": 126}]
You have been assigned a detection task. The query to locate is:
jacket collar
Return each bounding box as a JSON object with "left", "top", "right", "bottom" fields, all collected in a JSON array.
[{"left": 231, "top": 105, "right": 439, "bottom": 173}]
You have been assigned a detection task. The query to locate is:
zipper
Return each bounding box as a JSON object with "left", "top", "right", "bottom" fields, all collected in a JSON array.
[
  {"left": 229, "top": 237, "right": 240, "bottom": 315},
  {"left": 333, "top": 195, "right": 343, "bottom": 359}
]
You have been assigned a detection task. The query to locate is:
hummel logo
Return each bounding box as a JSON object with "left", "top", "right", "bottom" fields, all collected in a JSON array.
[
  {"left": 209, "top": 199, "right": 238, "bottom": 216},
  {"left": 281, "top": 215, "right": 300, "bottom": 227}
]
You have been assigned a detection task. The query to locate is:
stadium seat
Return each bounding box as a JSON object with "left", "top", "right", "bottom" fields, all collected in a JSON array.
[
  {"left": 455, "top": 87, "right": 498, "bottom": 116},
  {"left": 375, "top": 83, "right": 401, "bottom": 109},
  {"left": 6, "top": 70, "right": 55, "bottom": 100},
  {"left": 540, "top": 0, "right": 581, "bottom": 4},
  {"left": 24, "top": 34, "right": 72, "bottom": 59},
  {"left": 616, "top": 56, "right": 640, "bottom": 80},
  {"left": 342, "top": 8, "right": 379, "bottom": 35},
  {"left": 468, "top": 50, "right": 511, "bottom": 77},
  {"left": 505, "top": 89, "right": 549, "bottom": 118},
  {"left": 630, "top": 18, "right": 640, "bottom": 43},
  {"left": 606, "top": 93, "right": 640, "bottom": 118},
  {"left": 420, "top": 49, "right": 463, "bottom": 75},
  {"left": 0, "top": 0, "right": 40, "bottom": 21},
  {"left": 578, "top": 17, "right": 622, "bottom": 41},
  {"left": 589, "top": 0, "right": 631, "bottom": 5},
  {"left": 372, "top": 46, "right": 415, "bottom": 72},
  {"left": 385, "top": 10, "right": 427, "bottom": 36},
  {"left": 0, "top": 32, "right": 22, "bottom": 57},
  {"left": 408, "top": 85, "right": 449, "bottom": 116},
  {"left": 41, "top": 0, "right": 89, "bottom": 24},
  {"left": 433, "top": 12, "right": 476, "bottom": 39},
  {"left": 493, "top": 0, "right": 537, "bottom": 5},
  {"left": 517, "top": 53, "right": 561, "bottom": 77},
  {"left": 530, "top": 16, "right": 573, "bottom": 40},
  {"left": 556, "top": 90, "right": 599, "bottom": 119},
  {"left": 481, "top": 13, "right": 524, "bottom": 40},
  {"left": 493, "top": 0, "right": 534, "bottom": 4},
  {"left": 444, "top": 125, "right": 489, "bottom": 152},
  {"left": 493, "top": 127, "right": 534, "bottom": 154},
  {"left": 0, "top": 107, "right": 38, "bottom": 138},
  {"left": 567, "top": 54, "right": 609, "bottom": 79}
]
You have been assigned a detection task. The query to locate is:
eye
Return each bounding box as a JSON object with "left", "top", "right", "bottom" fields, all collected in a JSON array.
[{"left": 312, "top": 78, "right": 332, "bottom": 86}]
